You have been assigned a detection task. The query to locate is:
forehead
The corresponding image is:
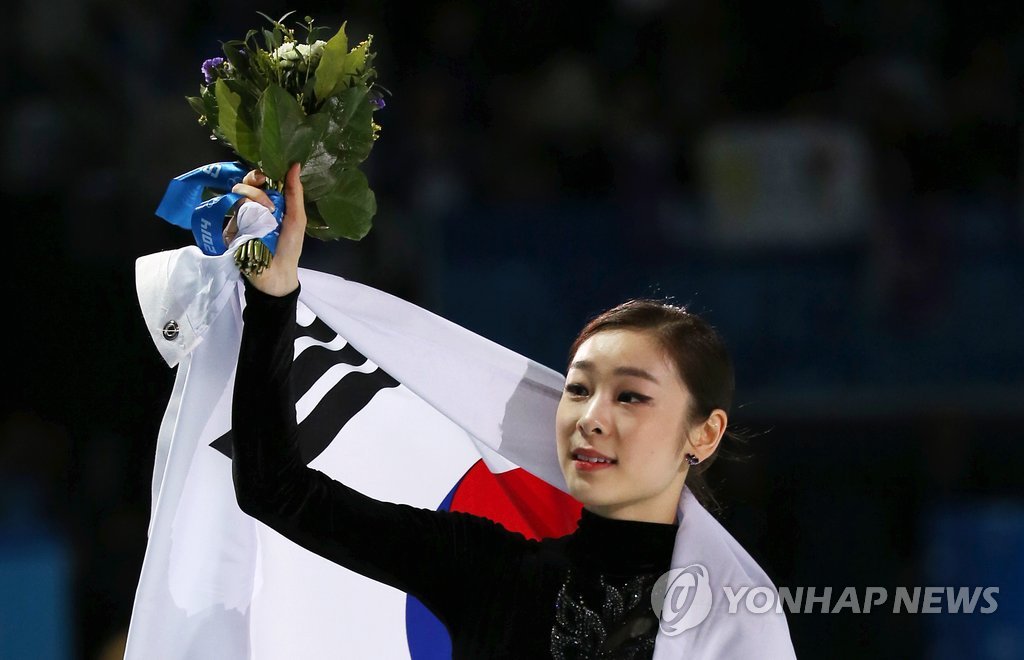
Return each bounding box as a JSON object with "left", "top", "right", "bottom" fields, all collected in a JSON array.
[{"left": 571, "top": 329, "right": 678, "bottom": 378}]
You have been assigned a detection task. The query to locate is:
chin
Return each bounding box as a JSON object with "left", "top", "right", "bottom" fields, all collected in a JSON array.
[
  {"left": 563, "top": 477, "right": 612, "bottom": 508},
  {"left": 560, "top": 470, "right": 588, "bottom": 501}
]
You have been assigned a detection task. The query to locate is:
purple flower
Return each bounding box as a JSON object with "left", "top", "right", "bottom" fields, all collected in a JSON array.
[
  {"left": 201, "top": 57, "right": 226, "bottom": 84},
  {"left": 369, "top": 92, "right": 386, "bottom": 110}
]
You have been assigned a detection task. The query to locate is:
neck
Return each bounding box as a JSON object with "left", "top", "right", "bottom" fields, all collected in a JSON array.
[
  {"left": 584, "top": 474, "right": 686, "bottom": 524},
  {"left": 584, "top": 496, "right": 681, "bottom": 525},
  {"left": 584, "top": 504, "right": 678, "bottom": 525}
]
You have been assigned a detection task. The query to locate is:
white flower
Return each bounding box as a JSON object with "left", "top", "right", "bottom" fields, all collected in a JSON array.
[
  {"left": 272, "top": 40, "right": 327, "bottom": 72},
  {"left": 298, "top": 40, "right": 326, "bottom": 59},
  {"left": 273, "top": 41, "right": 299, "bottom": 64}
]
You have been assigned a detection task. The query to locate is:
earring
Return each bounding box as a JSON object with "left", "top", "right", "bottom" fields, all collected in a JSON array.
[{"left": 685, "top": 453, "right": 700, "bottom": 466}]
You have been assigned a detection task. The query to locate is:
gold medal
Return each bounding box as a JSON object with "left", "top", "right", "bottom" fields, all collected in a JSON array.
[{"left": 234, "top": 238, "right": 273, "bottom": 278}]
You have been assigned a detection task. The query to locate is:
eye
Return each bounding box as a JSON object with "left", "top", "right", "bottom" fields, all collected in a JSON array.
[
  {"left": 564, "top": 383, "right": 589, "bottom": 398},
  {"left": 618, "top": 391, "right": 651, "bottom": 404}
]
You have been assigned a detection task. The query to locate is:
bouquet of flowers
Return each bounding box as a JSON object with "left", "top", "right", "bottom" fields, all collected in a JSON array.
[{"left": 188, "top": 12, "right": 384, "bottom": 250}]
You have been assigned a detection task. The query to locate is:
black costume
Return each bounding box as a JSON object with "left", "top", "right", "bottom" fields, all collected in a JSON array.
[{"left": 232, "top": 282, "right": 678, "bottom": 659}]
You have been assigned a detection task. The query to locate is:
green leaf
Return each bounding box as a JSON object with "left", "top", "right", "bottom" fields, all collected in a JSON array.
[
  {"left": 247, "top": 50, "right": 277, "bottom": 91},
  {"left": 359, "top": 50, "right": 378, "bottom": 84},
  {"left": 321, "top": 86, "right": 375, "bottom": 168},
  {"left": 198, "top": 85, "right": 219, "bottom": 127},
  {"left": 341, "top": 36, "right": 372, "bottom": 81},
  {"left": 224, "top": 78, "right": 260, "bottom": 110},
  {"left": 303, "top": 200, "right": 328, "bottom": 230},
  {"left": 263, "top": 28, "right": 278, "bottom": 51},
  {"left": 312, "top": 22, "right": 349, "bottom": 102},
  {"left": 275, "top": 10, "right": 297, "bottom": 26},
  {"left": 186, "top": 95, "right": 205, "bottom": 118},
  {"left": 299, "top": 141, "right": 339, "bottom": 200},
  {"left": 257, "top": 84, "right": 326, "bottom": 181},
  {"left": 308, "top": 168, "right": 377, "bottom": 241},
  {"left": 221, "top": 40, "right": 252, "bottom": 79},
  {"left": 214, "top": 79, "right": 260, "bottom": 164},
  {"left": 317, "top": 37, "right": 375, "bottom": 101}
]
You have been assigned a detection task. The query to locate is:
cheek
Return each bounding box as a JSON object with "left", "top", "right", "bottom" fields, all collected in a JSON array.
[
  {"left": 633, "top": 418, "right": 687, "bottom": 463},
  {"left": 554, "top": 400, "right": 574, "bottom": 446}
]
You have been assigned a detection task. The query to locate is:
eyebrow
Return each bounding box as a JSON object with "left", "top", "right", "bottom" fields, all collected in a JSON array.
[{"left": 569, "top": 360, "right": 661, "bottom": 384}]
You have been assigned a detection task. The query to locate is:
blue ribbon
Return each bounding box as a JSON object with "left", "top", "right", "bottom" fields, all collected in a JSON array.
[{"left": 155, "top": 162, "right": 284, "bottom": 256}]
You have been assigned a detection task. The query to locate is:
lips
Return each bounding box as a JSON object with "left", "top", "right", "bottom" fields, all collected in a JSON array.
[{"left": 571, "top": 447, "right": 617, "bottom": 467}]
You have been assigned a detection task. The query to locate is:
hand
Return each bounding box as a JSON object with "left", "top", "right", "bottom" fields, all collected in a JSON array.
[
  {"left": 230, "top": 164, "right": 306, "bottom": 297},
  {"left": 222, "top": 169, "right": 276, "bottom": 245}
]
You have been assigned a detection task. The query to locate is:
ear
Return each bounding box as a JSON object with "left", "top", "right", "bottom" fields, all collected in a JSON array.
[{"left": 687, "top": 409, "right": 728, "bottom": 462}]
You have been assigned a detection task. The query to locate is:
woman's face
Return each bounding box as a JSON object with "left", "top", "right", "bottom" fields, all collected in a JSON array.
[{"left": 556, "top": 328, "right": 694, "bottom": 524}]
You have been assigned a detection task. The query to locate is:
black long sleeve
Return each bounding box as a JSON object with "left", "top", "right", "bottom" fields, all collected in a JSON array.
[
  {"left": 230, "top": 279, "right": 678, "bottom": 659},
  {"left": 230, "top": 281, "right": 525, "bottom": 636}
]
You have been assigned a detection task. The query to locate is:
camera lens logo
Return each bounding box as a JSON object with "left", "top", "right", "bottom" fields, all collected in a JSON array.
[{"left": 651, "top": 564, "right": 713, "bottom": 635}]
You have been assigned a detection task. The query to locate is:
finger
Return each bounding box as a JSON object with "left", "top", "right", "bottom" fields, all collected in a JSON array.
[
  {"left": 222, "top": 214, "right": 239, "bottom": 244},
  {"left": 277, "top": 163, "right": 307, "bottom": 259},
  {"left": 284, "top": 162, "right": 305, "bottom": 212},
  {"left": 242, "top": 169, "right": 266, "bottom": 187},
  {"left": 231, "top": 182, "right": 276, "bottom": 212}
]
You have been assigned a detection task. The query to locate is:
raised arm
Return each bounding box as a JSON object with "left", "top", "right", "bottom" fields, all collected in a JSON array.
[{"left": 229, "top": 165, "right": 523, "bottom": 632}]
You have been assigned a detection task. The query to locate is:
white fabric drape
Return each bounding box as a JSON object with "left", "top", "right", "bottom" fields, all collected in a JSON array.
[{"left": 126, "top": 202, "right": 795, "bottom": 659}]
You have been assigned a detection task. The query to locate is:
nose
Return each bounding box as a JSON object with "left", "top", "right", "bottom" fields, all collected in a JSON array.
[{"left": 578, "top": 396, "right": 608, "bottom": 436}]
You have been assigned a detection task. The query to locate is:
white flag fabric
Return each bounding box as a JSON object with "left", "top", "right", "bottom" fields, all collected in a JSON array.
[{"left": 127, "top": 202, "right": 795, "bottom": 659}]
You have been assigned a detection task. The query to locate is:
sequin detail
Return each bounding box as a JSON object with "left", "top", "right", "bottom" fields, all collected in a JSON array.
[{"left": 550, "top": 568, "right": 661, "bottom": 660}]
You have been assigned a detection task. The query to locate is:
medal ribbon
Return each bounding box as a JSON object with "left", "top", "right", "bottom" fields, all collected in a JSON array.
[{"left": 155, "top": 162, "right": 284, "bottom": 255}]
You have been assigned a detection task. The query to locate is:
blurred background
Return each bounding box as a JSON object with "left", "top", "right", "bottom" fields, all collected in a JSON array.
[{"left": 2, "top": 0, "right": 1023, "bottom": 658}]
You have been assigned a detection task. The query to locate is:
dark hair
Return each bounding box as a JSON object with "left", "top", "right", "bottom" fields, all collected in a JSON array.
[{"left": 568, "top": 299, "right": 735, "bottom": 511}]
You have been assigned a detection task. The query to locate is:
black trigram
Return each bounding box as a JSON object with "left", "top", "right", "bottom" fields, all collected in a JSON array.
[{"left": 210, "top": 314, "right": 400, "bottom": 463}]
